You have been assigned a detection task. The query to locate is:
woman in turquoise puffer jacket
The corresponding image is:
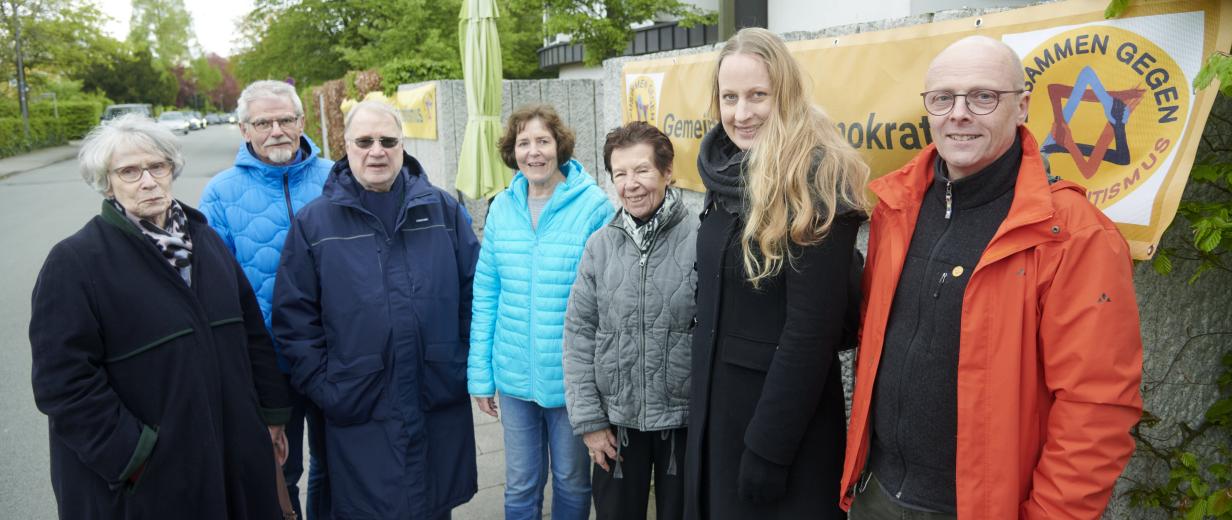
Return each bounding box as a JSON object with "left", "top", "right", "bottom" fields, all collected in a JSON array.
[{"left": 467, "top": 103, "right": 613, "bottom": 520}]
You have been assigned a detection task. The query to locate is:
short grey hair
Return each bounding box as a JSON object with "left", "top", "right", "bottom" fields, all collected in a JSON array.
[
  {"left": 236, "top": 80, "right": 303, "bottom": 123},
  {"left": 78, "top": 114, "right": 185, "bottom": 195},
  {"left": 344, "top": 100, "right": 405, "bottom": 138}
]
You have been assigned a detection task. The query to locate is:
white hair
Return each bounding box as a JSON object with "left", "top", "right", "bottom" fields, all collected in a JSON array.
[
  {"left": 236, "top": 80, "right": 304, "bottom": 123},
  {"left": 78, "top": 114, "right": 185, "bottom": 195},
  {"left": 344, "top": 100, "right": 405, "bottom": 138}
]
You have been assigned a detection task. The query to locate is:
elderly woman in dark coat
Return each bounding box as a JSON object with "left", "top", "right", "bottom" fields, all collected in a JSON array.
[{"left": 28, "top": 114, "right": 292, "bottom": 519}]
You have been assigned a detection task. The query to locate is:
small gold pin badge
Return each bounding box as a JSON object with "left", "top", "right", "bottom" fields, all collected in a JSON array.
[{"left": 951, "top": 265, "right": 964, "bottom": 277}]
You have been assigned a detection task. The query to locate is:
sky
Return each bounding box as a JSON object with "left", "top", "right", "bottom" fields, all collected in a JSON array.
[{"left": 94, "top": 0, "right": 255, "bottom": 58}]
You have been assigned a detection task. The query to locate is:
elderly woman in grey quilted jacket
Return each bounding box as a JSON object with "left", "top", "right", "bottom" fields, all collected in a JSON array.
[{"left": 563, "top": 121, "right": 697, "bottom": 520}]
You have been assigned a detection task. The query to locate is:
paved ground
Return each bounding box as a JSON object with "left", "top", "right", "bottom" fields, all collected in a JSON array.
[{"left": 0, "top": 125, "right": 630, "bottom": 519}]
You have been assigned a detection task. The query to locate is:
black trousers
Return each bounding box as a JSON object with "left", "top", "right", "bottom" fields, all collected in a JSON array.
[{"left": 592, "top": 426, "right": 687, "bottom": 520}]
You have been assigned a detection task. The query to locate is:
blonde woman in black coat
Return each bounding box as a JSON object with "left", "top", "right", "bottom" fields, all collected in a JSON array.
[{"left": 683, "top": 27, "right": 870, "bottom": 519}]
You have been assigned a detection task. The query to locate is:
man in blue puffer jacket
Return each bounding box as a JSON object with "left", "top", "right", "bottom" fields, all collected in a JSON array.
[{"left": 199, "top": 80, "right": 333, "bottom": 519}]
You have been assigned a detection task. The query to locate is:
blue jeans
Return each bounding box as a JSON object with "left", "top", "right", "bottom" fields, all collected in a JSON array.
[
  {"left": 499, "top": 394, "right": 591, "bottom": 520},
  {"left": 285, "top": 387, "right": 330, "bottom": 519}
]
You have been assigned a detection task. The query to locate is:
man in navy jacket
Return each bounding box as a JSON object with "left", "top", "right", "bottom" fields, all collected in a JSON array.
[{"left": 272, "top": 100, "right": 480, "bottom": 518}]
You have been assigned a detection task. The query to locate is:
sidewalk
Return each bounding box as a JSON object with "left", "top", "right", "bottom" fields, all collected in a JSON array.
[
  {"left": 0, "top": 143, "right": 80, "bottom": 182},
  {"left": 454, "top": 405, "right": 520, "bottom": 519}
]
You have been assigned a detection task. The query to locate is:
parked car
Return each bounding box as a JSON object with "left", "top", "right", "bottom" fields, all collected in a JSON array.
[
  {"left": 100, "top": 104, "right": 153, "bottom": 124},
  {"left": 157, "top": 111, "right": 191, "bottom": 135},
  {"left": 226, "top": 112, "right": 238, "bottom": 124},
  {"left": 205, "top": 113, "right": 225, "bottom": 125},
  {"left": 187, "top": 112, "right": 206, "bottom": 130}
]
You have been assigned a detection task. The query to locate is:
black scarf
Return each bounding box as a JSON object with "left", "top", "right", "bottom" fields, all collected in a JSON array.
[
  {"left": 110, "top": 199, "right": 194, "bottom": 285},
  {"left": 697, "top": 125, "right": 748, "bottom": 214}
]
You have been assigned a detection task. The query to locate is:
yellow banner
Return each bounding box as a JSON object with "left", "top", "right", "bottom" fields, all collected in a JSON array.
[
  {"left": 621, "top": 0, "right": 1232, "bottom": 259},
  {"left": 339, "top": 87, "right": 439, "bottom": 140},
  {"left": 395, "top": 83, "right": 438, "bottom": 140}
]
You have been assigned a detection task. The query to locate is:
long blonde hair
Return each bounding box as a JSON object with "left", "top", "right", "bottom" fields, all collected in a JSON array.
[{"left": 709, "top": 28, "right": 870, "bottom": 287}]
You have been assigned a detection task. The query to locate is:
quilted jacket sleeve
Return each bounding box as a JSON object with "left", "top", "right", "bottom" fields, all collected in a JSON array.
[
  {"left": 562, "top": 234, "right": 609, "bottom": 435},
  {"left": 1022, "top": 220, "right": 1142, "bottom": 520},
  {"left": 467, "top": 202, "right": 502, "bottom": 397},
  {"left": 198, "top": 180, "right": 236, "bottom": 254}
]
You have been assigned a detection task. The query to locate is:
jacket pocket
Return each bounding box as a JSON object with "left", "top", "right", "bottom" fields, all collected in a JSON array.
[
  {"left": 324, "top": 353, "right": 385, "bottom": 425},
  {"left": 664, "top": 331, "right": 691, "bottom": 400},
  {"left": 719, "top": 334, "right": 777, "bottom": 373},
  {"left": 421, "top": 342, "right": 468, "bottom": 411},
  {"left": 593, "top": 331, "right": 620, "bottom": 400}
]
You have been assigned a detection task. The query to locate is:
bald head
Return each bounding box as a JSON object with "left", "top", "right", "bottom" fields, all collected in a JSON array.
[
  {"left": 922, "top": 36, "right": 1029, "bottom": 180},
  {"left": 926, "top": 36, "right": 1024, "bottom": 92}
]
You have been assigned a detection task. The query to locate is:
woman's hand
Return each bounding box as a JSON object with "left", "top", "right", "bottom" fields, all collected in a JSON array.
[
  {"left": 269, "top": 425, "right": 288, "bottom": 466},
  {"left": 583, "top": 428, "right": 619, "bottom": 472},
  {"left": 473, "top": 396, "right": 499, "bottom": 418}
]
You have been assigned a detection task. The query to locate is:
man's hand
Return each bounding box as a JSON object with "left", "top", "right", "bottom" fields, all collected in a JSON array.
[
  {"left": 583, "top": 428, "right": 619, "bottom": 472},
  {"left": 268, "top": 425, "right": 288, "bottom": 466},
  {"left": 473, "top": 396, "right": 499, "bottom": 418}
]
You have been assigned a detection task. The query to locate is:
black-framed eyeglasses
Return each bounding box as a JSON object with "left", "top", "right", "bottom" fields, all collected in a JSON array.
[
  {"left": 920, "top": 89, "right": 1024, "bottom": 116},
  {"left": 349, "top": 137, "right": 402, "bottom": 149},
  {"left": 112, "top": 161, "right": 173, "bottom": 183},
  {"left": 247, "top": 115, "right": 302, "bottom": 132}
]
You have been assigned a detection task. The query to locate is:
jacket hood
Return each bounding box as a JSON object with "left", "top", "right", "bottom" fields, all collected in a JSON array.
[
  {"left": 322, "top": 151, "right": 435, "bottom": 208},
  {"left": 507, "top": 158, "right": 598, "bottom": 208},
  {"left": 232, "top": 134, "right": 325, "bottom": 180}
]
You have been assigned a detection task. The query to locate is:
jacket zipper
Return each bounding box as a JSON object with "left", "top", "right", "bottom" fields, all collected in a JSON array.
[
  {"left": 282, "top": 173, "right": 294, "bottom": 222},
  {"left": 891, "top": 184, "right": 956, "bottom": 501},
  {"left": 944, "top": 180, "right": 953, "bottom": 219},
  {"left": 527, "top": 193, "right": 554, "bottom": 400},
  {"left": 639, "top": 249, "right": 648, "bottom": 425}
]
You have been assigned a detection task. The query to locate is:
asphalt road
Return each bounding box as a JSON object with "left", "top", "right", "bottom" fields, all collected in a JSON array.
[{"left": 0, "top": 124, "right": 248, "bottom": 518}]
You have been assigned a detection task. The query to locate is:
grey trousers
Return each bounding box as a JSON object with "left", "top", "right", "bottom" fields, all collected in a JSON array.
[{"left": 849, "top": 474, "right": 958, "bottom": 520}]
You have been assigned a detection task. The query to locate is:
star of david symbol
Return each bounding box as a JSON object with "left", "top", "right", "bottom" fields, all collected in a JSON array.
[{"left": 1040, "top": 66, "right": 1145, "bottom": 179}]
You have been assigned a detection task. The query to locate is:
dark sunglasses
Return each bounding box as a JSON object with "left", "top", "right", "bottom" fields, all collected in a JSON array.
[{"left": 349, "top": 136, "right": 402, "bottom": 149}]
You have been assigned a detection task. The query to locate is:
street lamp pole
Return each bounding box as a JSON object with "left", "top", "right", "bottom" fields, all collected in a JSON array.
[{"left": 3, "top": 0, "right": 32, "bottom": 143}]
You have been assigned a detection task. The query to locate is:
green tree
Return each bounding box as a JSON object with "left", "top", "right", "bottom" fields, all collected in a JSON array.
[
  {"left": 498, "top": 0, "right": 552, "bottom": 79},
  {"left": 127, "top": 0, "right": 195, "bottom": 66},
  {"left": 543, "top": 0, "right": 716, "bottom": 66},
  {"left": 234, "top": 0, "right": 548, "bottom": 87},
  {"left": 232, "top": 0, "right": 355, "bottom": 85},
  {"left": 78, "top": 43, "right": 177, "bottom": 106},
  {"left": 0, "top": 0, "right": 114, "bottom": 87}
]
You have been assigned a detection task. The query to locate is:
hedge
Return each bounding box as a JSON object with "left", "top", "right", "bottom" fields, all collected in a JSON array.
[
  {"left": 0, "top": 116, "right": 66, "bottom": 158},
  {"left": 0, "top": 101, "right": 104, "bottom": 159},
  {"left": 0, "top": 101, "right": 102, "bottom": 135}
]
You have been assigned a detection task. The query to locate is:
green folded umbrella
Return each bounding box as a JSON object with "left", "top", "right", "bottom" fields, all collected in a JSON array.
[{"left": 456, "top": 0, "right": 509, "bottom": 200}]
